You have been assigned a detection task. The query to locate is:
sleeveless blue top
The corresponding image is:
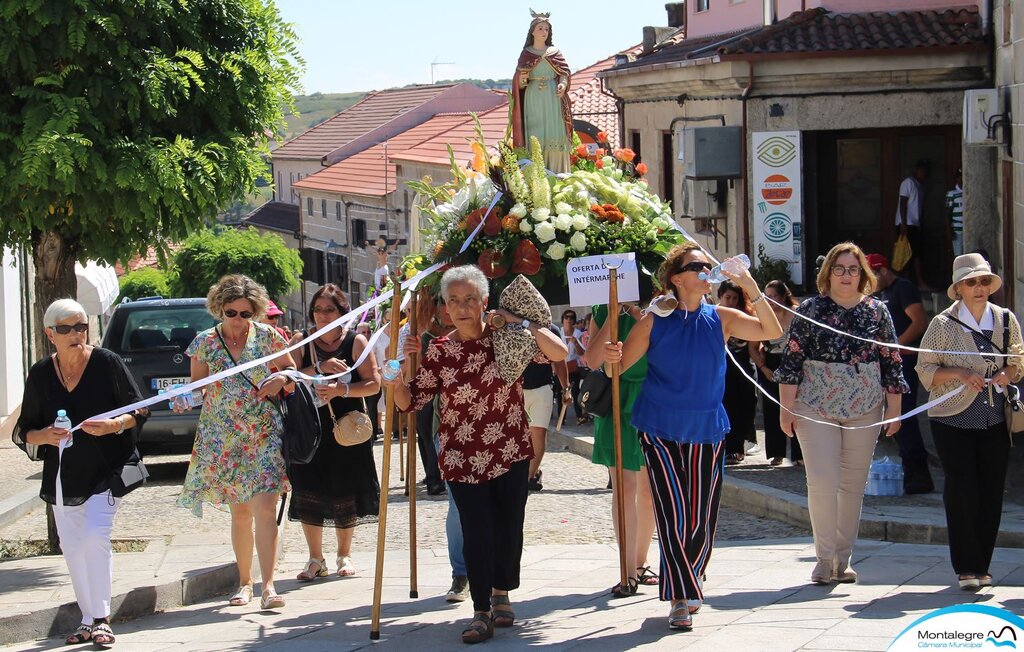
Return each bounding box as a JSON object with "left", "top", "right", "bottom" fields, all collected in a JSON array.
[{"left": 631, "top": 302, "right": 730, "bottom": 444}]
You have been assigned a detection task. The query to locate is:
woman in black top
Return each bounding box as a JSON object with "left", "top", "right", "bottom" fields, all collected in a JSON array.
[
  {"left": 291, "top": 284, "right": 381, "bottom": 582},
  {"left": 14, "top": 299, "right": 147, "bottom": 647},
  {"left": 717, "top": 281, "right": 758, "bottom": 464}
]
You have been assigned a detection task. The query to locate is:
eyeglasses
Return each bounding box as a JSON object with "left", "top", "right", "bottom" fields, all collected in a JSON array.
[
  {"left": 962, "top": 277, "right": 994, "bottom": 288},
  {"left": 831, "top": 265, "right": 862, "bottom": 277},
  {"left": 224, "top": 309, "right": 253, "bottom": 319},
  {"left": 52, "top": 323, "right": 88, "bottom": 335},
  {"left": 678, "top": 261, "right": 713, "bottom": 274},
  {"left": 312, "top": 306, "right": 342, "bottom": 314},
  {"left": 563, "top": 315, "right": 577, "bottom": 322}
]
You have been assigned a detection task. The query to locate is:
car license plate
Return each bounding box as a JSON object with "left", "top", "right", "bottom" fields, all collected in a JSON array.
[{"left": 152, "top": 376, "right": 190, "bottom": 391}]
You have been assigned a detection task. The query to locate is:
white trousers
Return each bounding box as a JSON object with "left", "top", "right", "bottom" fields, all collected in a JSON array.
[{"left": 54, "top": 493, "right": 120, "bottom": 625}]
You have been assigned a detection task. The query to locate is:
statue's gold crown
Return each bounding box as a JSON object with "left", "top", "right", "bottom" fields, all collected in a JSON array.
[{"left": 530, "top": 8, "right": 551, "bottom": 19}]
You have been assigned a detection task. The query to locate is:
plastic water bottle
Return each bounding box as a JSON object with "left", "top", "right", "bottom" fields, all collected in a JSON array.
[
  {"left": 312, "top": 376, "right": 329, "bottom": 408},
  {"left": 382, "top": 359, "right": 402, "bottom": 382},
  {"left": 54, "top": 409, "right": 72, "bottom": 448},
  {"left": 866, "top": 457, "right": 904, "bottom": 496},
  {"left": 699, "top": 254, "right": 751, "bottom": 283},
  {"left": 164, "top": 384, "right": 193, "bottom": 411}
]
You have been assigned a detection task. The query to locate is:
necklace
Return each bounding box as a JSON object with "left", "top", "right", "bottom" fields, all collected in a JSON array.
[
  {"left": 223, "top": 324, "right": 249, "bottom": 347},
  {"left": 54, "top": 353, "right": 84, "bottom": 391}
]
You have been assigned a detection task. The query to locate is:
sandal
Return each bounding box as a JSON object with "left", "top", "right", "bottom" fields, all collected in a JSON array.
[
  {"left": 668, "top": 603, "right": 693, "bottom": 631},
  {"left": 297, "top": 557, "right": 327, "bottom": 582},
  {"left": 636, "top": 565, "right": 660, "bottom": 586},
  {"left": 64, "top": 624, "right": 92, "bottom": 645},
  {"left": 490, "top": 594, "right": 515, "bottom": 628},
  {"left": 461, "top": 611, "right": 494, "bottom": 644},
  {"left": 724, "top": 453, "right": 744, "bottom": 465},
  {"left": 688, "top": 576, "right": 703, "bottom": 613},
  {"left": 610, "top": 577, "right": 639, "bottom": 598},
  {"left": 91, "top": 621, "right": 115, "bottom": 647},
  {"left": 228, "top": 584, "right": 253, "bottom": 606},
  {"left": 261, "top": 587, "right": 285, "bottom": 610},
  {"left": 337, "top": 555, "right": 356, "bottom": 577}
]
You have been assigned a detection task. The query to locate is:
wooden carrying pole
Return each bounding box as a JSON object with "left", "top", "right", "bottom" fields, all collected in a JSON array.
[
  {"left": 370, "top": 276, "right": 404, "bottom": 640},
  {"left": 406, "top": 289, "right": 419, "bottom": 599},
  {"left": 607, "top": 261, "right": 629, "bottom": 592}
]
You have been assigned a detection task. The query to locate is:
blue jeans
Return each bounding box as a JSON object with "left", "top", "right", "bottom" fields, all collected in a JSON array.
[{"left": 436, "top": 433, "right": 466, "bottom": 577}]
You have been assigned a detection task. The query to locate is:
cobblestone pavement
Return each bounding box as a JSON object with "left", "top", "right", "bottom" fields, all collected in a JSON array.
[{"left": 0, "top": 439, "right": 807, "bottom": 558}]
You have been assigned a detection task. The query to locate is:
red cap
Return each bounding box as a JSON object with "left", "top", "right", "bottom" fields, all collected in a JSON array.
[
  {"left": 266, "top": 301, "right": 284, "bottom": 317},
  {"left": 865, "top": 253, "right": 888, "bottom": 270}
]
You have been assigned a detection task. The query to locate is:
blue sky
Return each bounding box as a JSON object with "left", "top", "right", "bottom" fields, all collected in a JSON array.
[{"left": 276, "top": 1, "right": 669, "bottom": 94}]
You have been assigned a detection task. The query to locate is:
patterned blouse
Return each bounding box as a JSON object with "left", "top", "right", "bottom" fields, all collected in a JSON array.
[
  {"left": 407, "top": 331, "right": 532, "bottom": 484},
  {"left": 775, "top": 295, "right": 908, "bottom": 394}
]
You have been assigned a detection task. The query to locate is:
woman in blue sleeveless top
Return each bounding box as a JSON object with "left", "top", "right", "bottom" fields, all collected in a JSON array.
[{"left": 604, "top": 243, "right": 782, "bottom": 631}]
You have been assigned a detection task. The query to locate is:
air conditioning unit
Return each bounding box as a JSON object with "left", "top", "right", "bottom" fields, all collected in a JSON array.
[{"left": 680, "top": 179, "right": 727, "bottom": 219}]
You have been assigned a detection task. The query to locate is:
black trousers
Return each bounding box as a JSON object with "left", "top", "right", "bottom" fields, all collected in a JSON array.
[
  {"left": 760, "top": 354, "right": 801, "bottom": 461},
  {"left": 930, "top": 420, "right": 1010, "bottom": 575},
  {"left": 415, "top": 402, "right": 441, "bottom": 486},
  {"left": 895, "top": 358, "right": 928, "bottom": 464},
  {"left": 367, "top": 389, "right": 382, "bottom": 435},
  {"left": 448, "top": 460, "right": 530, "bottom": 612}
]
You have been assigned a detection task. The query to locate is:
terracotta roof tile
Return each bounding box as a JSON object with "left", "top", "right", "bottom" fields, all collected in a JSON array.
[{"left": 272, "top": 85, "right": 453, "bottom": 160}]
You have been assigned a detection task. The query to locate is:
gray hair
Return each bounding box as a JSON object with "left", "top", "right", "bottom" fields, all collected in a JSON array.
[
  {"left": 440, "top": 265, "right": 489, "bottom": 303},
  {"left": 43, "top": 299, "right": 88, "bottom": 328}
]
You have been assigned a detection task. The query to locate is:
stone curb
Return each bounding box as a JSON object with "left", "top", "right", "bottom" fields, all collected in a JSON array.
[
  {"left": 547, "top": 428, "right": 1024, "bottom": 549},
  {"left": 0, "top": 487, "right": 43, "bottom": 530},
  {"left": 0, "top": 551, "right": 238, "bottom": 645}
]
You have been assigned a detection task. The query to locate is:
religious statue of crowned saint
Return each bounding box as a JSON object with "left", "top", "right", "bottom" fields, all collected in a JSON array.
[{"left": 510, "top": 9, "right": 573, "bottom": 173}]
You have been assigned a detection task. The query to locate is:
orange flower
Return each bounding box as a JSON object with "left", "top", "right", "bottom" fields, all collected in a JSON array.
[
  {"left": 636, "top": 162, "right": 648, "bottom": 176},
  {"left": 470, "top": 142, "right": 488, "bottom": 173},
  {"left": 432, "top": 241, "right": 445, "bottom": 258},
  {"left": 502, "top": 215, "right": 519, "bottom": 233},
  {"left": 575, "top": 144, "right": 589, "bottom": 157},
  {"left": 614, "top": 148, "right": 636, "bottom": 163},
  {"left": 595, "top": 158, "right": 604, "bottom": 169},
  {"left": 595, "top": 148, "right": 606, "bottom": 158},
  {"left": 596, "top": 131, "right": 609, "bottom": 143}
]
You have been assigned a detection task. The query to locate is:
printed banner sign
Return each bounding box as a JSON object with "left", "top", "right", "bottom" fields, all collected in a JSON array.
[
  {"left": 566, "top": 253, "right": 639, "bottom": 307},
  {"left": 752, "top": 132, "right": 803, "bottom": 284}
]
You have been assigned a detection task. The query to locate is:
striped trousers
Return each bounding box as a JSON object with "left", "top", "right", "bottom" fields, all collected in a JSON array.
[{"left": 640, "top": 433, "right": 725, "bottom": 602}]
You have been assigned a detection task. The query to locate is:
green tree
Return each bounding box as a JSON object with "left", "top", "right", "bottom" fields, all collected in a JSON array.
[
  {"left": 119, "top": 267, "right": 170, "bottom": 299},
  {"left": 0, "top": 0, "right": 302, "bottom": 359},
  {"left": 169, "top": 227, "right": 301, "bottom": 299}
]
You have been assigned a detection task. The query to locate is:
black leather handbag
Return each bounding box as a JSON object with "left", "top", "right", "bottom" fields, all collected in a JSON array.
[{"left": 579, "top": 368, "right": 613, "bottom": 418}]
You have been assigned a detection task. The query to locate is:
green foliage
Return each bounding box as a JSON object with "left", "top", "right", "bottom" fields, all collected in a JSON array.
[
  {"left": 0, "top": 0, "right": 304, "bottom": 264},
  {"left": 169, "top": 227, "right": 301, "bottom": 300},
  {"left": 751, "top": 244, "right": 792, "bottom": 289},
  {"left": 119, "top": 267, "right": 170, "bottom": 300}
]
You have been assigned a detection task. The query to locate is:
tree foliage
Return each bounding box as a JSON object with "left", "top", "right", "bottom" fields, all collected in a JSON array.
[
  {"left": 169, "top": 227, "right": 301, "bottom": 300},
  {"left": 119, "top": 267, "right": 170, "bottom": 299},
  {"left": 0, "top": 0, "right": 303, "bottom": 265}
]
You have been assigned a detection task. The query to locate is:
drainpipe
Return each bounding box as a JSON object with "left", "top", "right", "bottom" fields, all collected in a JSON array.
[
  {"left": 298, "top": 198, "right": 307, "bottom": 322},
  {"left": 599, "top": 77, "right": 627, "bottom": 148},
  {"left": 740, "top": 61, "right": 755, "bottom": 255}
]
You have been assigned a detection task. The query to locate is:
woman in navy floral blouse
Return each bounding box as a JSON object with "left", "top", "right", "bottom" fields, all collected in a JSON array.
[
  {"left": 776, "top": 242, "right": 907, "bottom": 586},
  {"left": 390, "top": 265, "right": 567, "bottom": 645}
]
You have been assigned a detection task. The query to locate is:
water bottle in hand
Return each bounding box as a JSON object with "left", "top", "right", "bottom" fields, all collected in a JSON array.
[
  {"left": 54, "top": 409, "right": 72, "bottom": 447},
  {"left": 699, "top": 254, "right": 751, "bottom": 283},
  {"left": 165, "top": 384, "right": 193, "bottom": 411},
  {"left": 312, "top": 376, "right": 328, "bottom": 408},
  {"left": 382, "top": 359, "right": 402, "bottom": 382}
]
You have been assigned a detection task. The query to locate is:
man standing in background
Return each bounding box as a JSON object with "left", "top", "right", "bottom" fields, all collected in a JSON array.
[
  {"left": 945, "top": 167, "right": 964, "bottom": 257},
  {"left": 895, "top": 159, "right": 932, "bottom": 290}
]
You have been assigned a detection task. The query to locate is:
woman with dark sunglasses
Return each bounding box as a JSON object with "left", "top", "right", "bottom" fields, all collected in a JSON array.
[
  {"left": 175, "top": 274, "right": 297, "bottom": 610},
  {"left": 604, "top": 243, "right": 781, "bottom": 631},
  {"left": 917, "top": 253, "right": 1024, "bottom": 590},
  {"left": 13, "top": 299, "right": 148, "bottom": 646}
]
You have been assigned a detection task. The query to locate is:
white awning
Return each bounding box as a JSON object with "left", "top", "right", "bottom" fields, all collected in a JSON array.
[{"left": 75, "top": 261, "right": 119, "bottom": 315}]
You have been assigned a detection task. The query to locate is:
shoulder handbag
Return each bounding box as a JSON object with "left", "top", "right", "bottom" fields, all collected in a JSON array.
[
  {"left": 309, "top": 339, "right": 373, "bottom": 447},
  {"left": 86, "top": 425, "right": 148, "bottom": 498},
  {"left": 216, "top": 327, "right": 321, "bottom": 465},
  {"left": 579, "top": 367, "right": 613, "bottom": 418}
]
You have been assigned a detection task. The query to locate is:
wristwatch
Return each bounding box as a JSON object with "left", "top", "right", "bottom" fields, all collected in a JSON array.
[
  {"left": 490, "top": 313, "right": 507, "bottom": 329},
  {"left": 521, "top": 318, "right": 532, "bottom": 330}
]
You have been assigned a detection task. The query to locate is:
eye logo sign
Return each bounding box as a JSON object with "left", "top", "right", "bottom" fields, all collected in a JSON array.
[
  {"left": 888, "top": 604, "right": 1024, "bottom": 651},
  {"left": 763, "top": 213, "right": 792, "bottom": 243},
  {"left": 761, "top": 174, "right": 794, "bottom": 206},
  {"left": 756, "top": 136, "right": 797, "bottom": 167}
]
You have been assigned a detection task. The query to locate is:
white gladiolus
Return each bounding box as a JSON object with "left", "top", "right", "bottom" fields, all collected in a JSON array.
[
  {"left": 519, "top": 219, "right": 533, "bottom": 233},
  {"left": 554, "top": 214, "right": 573, "bottom": 231},
  {"left": 535, "top": 221, "right": 556, "bottom": 243},
  {"left": 572, "top": 214, "right": 590, "bottom": 231},
  {"left": 546, "top": 241, "right": 566, "bottom": 260},
  {"left": 532, "top": 207, "right": 551, "bottom": 222},
  {"left": 601, "top": 156, "right": 614, "bottom": 168},
  {"left": 570, "top": 231, "right": 587, "bottom": 252},
  {"left": 554, "top": 201, "right": 573, "bottom": 215},
  {"left": 509, "top": 203, "right": 528, "bottom": 218}
]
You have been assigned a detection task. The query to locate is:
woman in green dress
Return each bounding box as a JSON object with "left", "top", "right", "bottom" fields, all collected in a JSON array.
[
  {"left": 586, "top": 302, "right": 658, "bottom": 595},
  {"left": 511, "top": 11, "right": 572, "bottom": 173}
]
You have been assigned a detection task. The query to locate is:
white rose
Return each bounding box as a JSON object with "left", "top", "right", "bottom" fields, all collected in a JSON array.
[
  {"left": 601, "top": 156, "right": 614, "bottom": 168},
  {"left": 532, "top": 207, "right": 551, "bottom": 222},
  {"left": 519, "top": 219, "right": 533, "bottom": 233},
  {"left": 570, "top": 231, "right": 587, "bottom": 252},
  {"left": 576, "top": 190, "right": 590, "bottom": 201},
  {"left": 509, "top": 203, "right": 527, "bottom": 218},
  {"left": 554, "top": 213, "right": 573, "bottom": 232},
  {"left": 546, "top": 242, "right": 566, "bottom": 260},
  {"left": 572, "top": 214, "right": 590, "bottom": 231},
  {"left": 535, "top": 221, "right": 556, "bottom": 243},
  {"left": 554, "top": 201, "right": 573, "bottom": 215}
]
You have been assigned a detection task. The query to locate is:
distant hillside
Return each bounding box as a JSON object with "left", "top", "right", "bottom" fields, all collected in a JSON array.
[{"left": 282, "top": 80, "right": 512, "bottom": 139}]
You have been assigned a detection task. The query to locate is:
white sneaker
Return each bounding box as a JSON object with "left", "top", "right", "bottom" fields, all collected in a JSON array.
[{"left": 745, "top": 443, "right": 760, "bottom": 455}]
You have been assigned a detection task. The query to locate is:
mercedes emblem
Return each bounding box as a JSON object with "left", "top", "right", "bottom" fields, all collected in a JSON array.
[{"left": 173, "top": 354, "right": 184, "bottom": 364}]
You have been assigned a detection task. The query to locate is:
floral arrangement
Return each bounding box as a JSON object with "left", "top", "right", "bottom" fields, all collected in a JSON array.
[{"left": 404, "top": 121, "right": 686, "bottom": 303}]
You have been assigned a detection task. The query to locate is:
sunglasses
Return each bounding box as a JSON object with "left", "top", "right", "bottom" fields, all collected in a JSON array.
[
  {"left": 313, "top": 306, "right": 344, "bottom": 314},
  {"left": 224, "top": 309, "right": 253, "bottom": 319},
  {"left": 678, "top": 261, "right": 713, "bottom": 274},
  {"left": 962, "top": 277, "right": 994, "bottom": 288},
  {"left": 831, "top": 265, "right": 862, "bottom": 277},
  {"left": 52, "top": 323, "right": 88, "bottom": 335}
]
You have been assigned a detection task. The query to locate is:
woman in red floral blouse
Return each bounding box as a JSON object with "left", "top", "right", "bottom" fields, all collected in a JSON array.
[{"left": 391, "top": 265, "right": 567, "bottom": 645}]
